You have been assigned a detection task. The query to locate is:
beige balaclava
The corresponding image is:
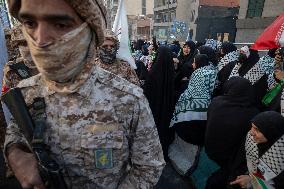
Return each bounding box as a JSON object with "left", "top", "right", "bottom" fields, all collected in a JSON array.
[{"left": 8, "top": 0, "right": 107, "bottom": 93}]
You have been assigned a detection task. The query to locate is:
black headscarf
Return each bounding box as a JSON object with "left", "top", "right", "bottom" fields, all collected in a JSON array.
[
  {"left": 135, "top": 39, "right": 145, "bottom": 51},
  {"left": 205, "top": 76, "right": 259, "bottom": 168},
  {"left": 221, "top": 42, "right": 237, "bottom": 55},
  {"left": 222, "top": 76, "right": 254, "bottom": 107},
  {"left": 141, "top": 44, "right": 149, "bottom": 56},
  {"left": 198, "top": 45, "right": 218, "bottom": 66},
  {"left": 175, "top": 41, "right": 198, "bottom": 97},
  {"left": 238, "top": 49, "right": 260, "bottom": 76},
  {"left": 251, "top": 111, "right": 284, "bottom": 155},
  {"left": 135, "top": 60, "right": 149, "bottom": 88},
  {"left": 178, "top": 41, "right": 197, "bottom": 65},
  {"left": 250, "top": 111, "right": 284, "bottom": 189},
  {"left": 144, "top": 46, "right": 175, "bottom": 160},
  {"left": 194, "top": 54, "right": 209, "bottom": 69},
  {"left": 268, "top": 48, "right": 277, "bottom": 58}
]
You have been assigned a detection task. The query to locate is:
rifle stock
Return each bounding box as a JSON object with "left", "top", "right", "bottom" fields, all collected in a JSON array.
[
  {"left": 1, "top": 88, "right": 34, "bottom": 142},
  {"left": 1, "top": 88, "right": 67, "bottom": 189}
]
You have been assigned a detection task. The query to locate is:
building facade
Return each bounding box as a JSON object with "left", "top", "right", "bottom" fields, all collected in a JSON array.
[
  {"left": 236, "top": 0, "right": 284, "bottom": 43},
  {"left": 104, "top": 0, "right": 119, "bottom": 28},
  {"left": 105, "top": 0, "right": 154, "bottom": 41},
  {"left": 195, "top": 4, "right": 239, "bottom": 42},
  {"left": 129, "top": 15, "right": 153, "bottom": 41},
  {"left": 153, "top": 0, "right": 178, "bottom": 42},
  {"left": 186, "top": 0, "right": 239, "bottom": 42},
  {"left": 153, "top": 0, "right": 239, "bottom": 43}
]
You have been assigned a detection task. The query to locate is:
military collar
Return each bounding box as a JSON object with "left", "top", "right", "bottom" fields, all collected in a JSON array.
[
  {"left": 76, "top": 65, "right": 98, "bottom": 98},
  {"left": 43, "top": 59, "right": 96, "bottom": 95}
]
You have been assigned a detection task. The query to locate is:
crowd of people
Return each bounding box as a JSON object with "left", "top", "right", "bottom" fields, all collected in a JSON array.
[
  {"left": 132, "top": 36, "right": 284, "bottom": 188},
  {"left": 0, "top": 0, "right": 283, "bottom": 189}
]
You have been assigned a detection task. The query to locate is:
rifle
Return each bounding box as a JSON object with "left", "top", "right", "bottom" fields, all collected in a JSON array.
[{"left": 1, "top": 88, "right": 67, "bottom": 189}]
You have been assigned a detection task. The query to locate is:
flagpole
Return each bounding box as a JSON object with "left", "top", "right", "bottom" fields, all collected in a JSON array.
[{"left": 112, "top": 0, "right": 137, "bottom": 69}]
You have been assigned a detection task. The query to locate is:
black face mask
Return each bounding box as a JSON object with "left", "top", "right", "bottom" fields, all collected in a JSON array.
[
  {"left": 98, "top": 47, "right": 117, "bottom": 64},
  {"left": 238, "top": 54, "right": 248, "bottom": 64}
]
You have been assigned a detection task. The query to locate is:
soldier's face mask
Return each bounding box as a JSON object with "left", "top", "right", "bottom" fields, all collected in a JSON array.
[
  {"left": 98, "top": 48, "right": 117, "bottom": 64},
  {"left": 18, "top": 45, "right": 33, "bottom": 63},
  {"left": 22, "top": 22, "right": 92, "bottom": 83},
  {"left": 97, "top": 41, "right": 118, "bottom": 64},
  {"left": 238, "top": 53, "right": 248, "bottom": 64}
]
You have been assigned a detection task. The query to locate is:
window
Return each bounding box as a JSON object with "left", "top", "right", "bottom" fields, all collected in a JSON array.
[
  {"left": 142, "top": 0, "right": 146, "bottom": 15},
  {"left": 171, "top": 12, "right": 176, "bottom": 21},
  {"left": 247, "top": 0, "right": 265, "bottom": 18}
]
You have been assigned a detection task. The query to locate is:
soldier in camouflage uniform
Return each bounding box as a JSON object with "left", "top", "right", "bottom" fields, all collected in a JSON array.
[
  {"left": 1, "top": 23, "right": 38, "bottom": 183},
  {"left": 96, "top": 29, "right": 140, "bottom": 86},
  {"left": 1, "top": 24, "right": 38, "bottom": 142},
  {"left": 4, "top": 0, "right": 165, "bottom": 189},
  {"left": 4, "top": 28, "right": 20, "bottom": 62},
  {"left": 2, "top": 23, "right": 38, "bottom": 92}
]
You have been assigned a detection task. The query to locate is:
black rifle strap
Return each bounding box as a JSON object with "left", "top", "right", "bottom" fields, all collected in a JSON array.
[{"left": 31, "top": 97, "right": 47, "bottom": 145}]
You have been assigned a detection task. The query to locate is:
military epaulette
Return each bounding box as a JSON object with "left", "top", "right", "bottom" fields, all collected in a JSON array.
[
  {"left": 9, "top": 62, "right": 31, "bottom": 79},
  {"left": 95, "top": 66, "right": 144, "bottom": 99},
  {"left": 17, "top": 74, "right": 42, "bottom": 89}
]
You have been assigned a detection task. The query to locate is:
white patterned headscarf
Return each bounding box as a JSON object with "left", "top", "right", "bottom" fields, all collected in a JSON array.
[
  {"left": 205, "top": 39, "right": 218, "bottom": 50},
  {"left": 218, "top": 51, "right": 239, "bottom": 71},
  {"left": 170, "top": 64, "right": 217, "bottom": 127},
  {"left": 246, "top": 112, "right": 284, "bottom": 181}
]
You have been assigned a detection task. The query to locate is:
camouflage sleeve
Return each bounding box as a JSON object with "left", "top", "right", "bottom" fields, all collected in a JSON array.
[
  {"left": 118, "top": 96, "right": 165, "bottom": 189},
  {"left": 127, "top": 67, "right": 140, "bottom": 87},
  {"left": 2, "top": 63, "right": 22, "bottom": 89},
  {"left": 119, "top": 61, "right": 140, "bottom": 87},
  {"left": 3, "top": 119, "right": 32, "bottom": 159}
]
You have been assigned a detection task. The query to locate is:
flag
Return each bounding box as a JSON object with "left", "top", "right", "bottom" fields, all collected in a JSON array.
[
  {"left": 251, "top": 13, "right": 284, "bottom": 50},
  {"left": 0, "top": 22, "right": 8, "bottom": 95},
  {"left": 112, "top": 0, "right": 136, "bottom": 69},
  {"left": 0, "top": 22, "right": 12, "bottom": 124}
]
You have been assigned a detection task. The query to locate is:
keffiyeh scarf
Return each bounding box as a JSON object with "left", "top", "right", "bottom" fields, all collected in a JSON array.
[
  {"left": 205, "top": 39, "right": 218, "bottom": 50},
  {"left": 217, "top": 51, "right": 239, "bottom": 71},
  {"left": 258, "top": 55, "right": 275, "bottom": 75},
  {"left": 246, "top": 133, "right": 284, "bottom": 182},
  {"left": 229, "top": 61, "right": 266, "bottom": 85},
  {"left": 170, "top": 65, "right": 217, "bottom": 127}
]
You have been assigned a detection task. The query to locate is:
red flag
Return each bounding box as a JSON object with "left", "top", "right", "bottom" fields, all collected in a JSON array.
[{"left": 251, "top": 13, "right": 284, "bottom": 50}]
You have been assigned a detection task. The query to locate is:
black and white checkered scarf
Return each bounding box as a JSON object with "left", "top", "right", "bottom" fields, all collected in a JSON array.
[
  {"left": 246, "top": 133, "right": 284, "bottom": 181},
  {"left": 217, "top": 51, "right": 239, "bottom": 71}
]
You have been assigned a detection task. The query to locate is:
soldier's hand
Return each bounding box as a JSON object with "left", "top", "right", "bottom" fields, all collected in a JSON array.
[{"left": 7, "top": 146, "right": 46, "bottom": 189}]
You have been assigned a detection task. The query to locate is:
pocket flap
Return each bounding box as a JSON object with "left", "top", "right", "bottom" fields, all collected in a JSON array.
[{"left": 81, "top": 130, "right": 124, "bottom": 149}]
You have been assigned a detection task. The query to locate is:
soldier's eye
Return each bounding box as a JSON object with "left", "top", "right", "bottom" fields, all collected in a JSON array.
[
  {"left": 23, "top": 20, "right": 37, "bottom": 29},
  {"left": 54, "top": 23, "right": 71, "bottom": 30}
]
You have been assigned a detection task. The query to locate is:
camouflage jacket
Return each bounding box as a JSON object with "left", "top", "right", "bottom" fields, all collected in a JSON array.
[
  {"left": 4, "top": 65, "right": 165, "bottom": 189},
  {"left": 2, "top": 58, "right": 38, "bottom": 90},
  {"left": 95, "top": 58, "right": 140, "bottom": 86},
  {"left": 1, "top": 58, "right": 38, "bottom": 147}
]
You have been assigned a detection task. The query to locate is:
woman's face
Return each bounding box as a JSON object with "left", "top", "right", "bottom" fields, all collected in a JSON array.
[
  {"left": 250, "top": 123, "right": 268, "bottom": 144},
  {"left": 183, "top": 45, "right": 190, "bottom": 55}
]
